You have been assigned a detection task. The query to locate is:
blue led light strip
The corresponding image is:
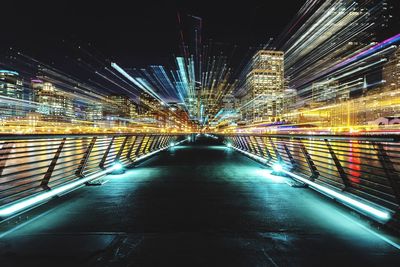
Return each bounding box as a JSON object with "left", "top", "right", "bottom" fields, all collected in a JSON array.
[
  {"left": 226, "top": 143, "right": 392, "bottom": 222},
  {"left": 0, "top": 139, "right": 187, "bottom": 218}
]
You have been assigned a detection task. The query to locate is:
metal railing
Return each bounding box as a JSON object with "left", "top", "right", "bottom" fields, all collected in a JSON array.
[
  {"left": 224, "top": 134, "right": 400, "bottom": 213},
  {"left": 0, "top": 134, "right": 183, "bottom": 207}
]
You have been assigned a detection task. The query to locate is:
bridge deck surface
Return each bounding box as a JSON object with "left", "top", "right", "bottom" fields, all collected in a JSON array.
[{"left": 1, "top": 140, "right": 399, "bottom": 266}]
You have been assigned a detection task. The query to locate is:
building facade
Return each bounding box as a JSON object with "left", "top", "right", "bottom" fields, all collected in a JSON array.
[
  {"left": 0, "top": 70, "right": 24, "bottom": 118},
  {"left": 32, "top": 81, "right": 74, "bottom": 122},
  {"left": 383, "top": 45, "right": 400, "bottom": 91},
  {"left": 241, "top": 50, "right": 285, "bottom": 123}
]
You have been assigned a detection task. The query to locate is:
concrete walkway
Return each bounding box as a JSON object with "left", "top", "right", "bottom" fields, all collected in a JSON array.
[{"left": 1, "top": 140, "right": 399, "bottom": 266}]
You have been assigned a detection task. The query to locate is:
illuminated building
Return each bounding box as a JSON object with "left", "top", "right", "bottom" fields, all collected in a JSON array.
[
  {"left": 311, "top": 80, "right": 339, "bottom": 104},
  {"left": 222, "top": 93, "right": 238, "bottom": 112},
  {"left": 32, "top": 81, "right": 74, "bottom": 122},
  {"left": 198, "top": 86, "right": 221, "bottom": 125},
  {"left": 86, "top": 103, "right": 104, "bottom": 121},
  {"left": 137, "top": 92, "right": 166, "bottom": 127},
  {"left": 0, "top": 70, "right": 23, "bottom": 98},
  {"left": 0, "top": 70, "right": 24, "bottom": 118},
  {"left": 241, "top": 50, "right": 284, "bottom": 123},
  {"left": 107, "top": 95, "right": 131, "bottom": 118},
  {"left": 129, "top": 100, "right": 138, "bottom": 119},
  {"left": 282, "top": 89, "right": 297, "bottom": 120},
  {"left": 139, "top": 92, "right": 163, "bottom": 117},
  {"left": 383, "top": 45, "right": 400, "bottom": 91},
  {"left": 100, "top": 95, "right": 136, "bottom": 127},
  {"left": 209, "top": 93, "right": 240, "bottom": 128}
]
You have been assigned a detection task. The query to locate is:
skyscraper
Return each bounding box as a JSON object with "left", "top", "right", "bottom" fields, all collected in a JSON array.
[
  {"left": 0, "top": 70, "right": 24, "bottom": 118},
  {"left": 241, "top": 50, "right": 284, "bottom": 123}
]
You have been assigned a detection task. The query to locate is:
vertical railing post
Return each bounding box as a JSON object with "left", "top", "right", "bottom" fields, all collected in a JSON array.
[
  {"left": 0, "top": 142, "right": 14, "bottom": 176},
  {"left": 148, "top": 135, "right": 156, "bottom": 151},
  {"left": 255, "top": 137, "right": 265, "bottom": 158},
  {"left": 126, "top": 136, "right": 137, "bottom": 161},
  {"left": 247, "top": 136, "right": 255, "bottom": 153},
  {"left": 99, "top": 136, "right": 115, "bottom": 169},
  {"left": 135, "top": 136, "right": 146, "bottom": 157},
  {"left": 234, "top": 137, "right": 242, "bottom": 149},
  {"left": 269, "top": 137, "right": 282, "bottom": 161},
  {"left": 160, "top": 136, "right": 167, "bottom": 148},
  {"left": 283, "top": 142, "right": 297, "bottom": 170},
  {"left": 157, "top": 136, "right": 165, "bottom": 149},
  {"left": 76, "top": 136, "right": 97, "bottom": 177},
  {"left": 159, "top": 135, "right": 166, "bottom": 148},
  {"left": 164, "top": 135, "right": 170, "bottom": 147},
  {"left": 41, "top": 138, "right": 66, "bottom": 189},
  {"left": 262, "top": 137, "right": 273, "bottom": 162},
  {"left": 374, "top": 142, "right": 400, "bottom": 203},
  {"left": 153, "top": 135, "right": 162, "bottom": 150},
  {"left": 237, "top": 136, "right": 243, "bottom": 149},
  {"left": 140, "top": 135, "right": 149, "bottom": 155},
  {"left": 325, "top": 139, "right": 349, "bottom": 188},
  {"left": 241, "top": 136, "right": 251, "bottom": 152},
  {"left": 233, "top": 137, "right": 240, "bottom": 148},
  {"left": 299, "top": 139, "right": 319, "bottom": 181},
  {"left": 154, "top": 135, "right": 161, "bottom": 150},
  {"left": 229, "top": 136, "right": 242, "bottom": 149},
  {"left": 246, "top": 136, "right": 256, "bottom": 153},
  {"left": 146, "top": 135, "right": 155, "bottom": 152},
  {"left": 250, "top": 136, "right": 260, "bottom": 156},
  {"left": 115, "top": 136, "right": 129, "bottom": 162}
]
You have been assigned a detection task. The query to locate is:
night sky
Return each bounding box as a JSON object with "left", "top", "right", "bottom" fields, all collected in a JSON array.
[{"left": 1, "top": 1, "right": 306, "bottom": 67}]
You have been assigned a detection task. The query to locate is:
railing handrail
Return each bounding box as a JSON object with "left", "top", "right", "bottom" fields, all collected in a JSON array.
[
  {"left": 222, "top": 133, "right": 400, "bottom": 142},
  {"left": 0, "top": 133, "right": 187, "bottom": 140}
]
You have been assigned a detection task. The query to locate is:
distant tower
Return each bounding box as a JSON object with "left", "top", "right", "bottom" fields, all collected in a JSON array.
[{"left": 241, "top": 50, "right": 284, "bottom": 123}]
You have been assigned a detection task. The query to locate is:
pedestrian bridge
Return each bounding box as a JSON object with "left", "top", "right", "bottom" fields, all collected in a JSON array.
[{"left": 0, "top": 134, "right": 400, "bottom": 266}]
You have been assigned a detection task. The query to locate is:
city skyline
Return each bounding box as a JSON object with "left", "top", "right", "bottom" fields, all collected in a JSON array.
[{"left": 1, "top": 0, "right": 400, "bottom": 134}]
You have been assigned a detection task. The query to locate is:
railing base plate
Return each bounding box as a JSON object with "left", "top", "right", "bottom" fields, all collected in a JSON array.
[
  {"left": 286, "top": 179, "right": 308, "bottom": 188},
  {"left": 85, "top": 179, "right": 109, "bottom": 186}
]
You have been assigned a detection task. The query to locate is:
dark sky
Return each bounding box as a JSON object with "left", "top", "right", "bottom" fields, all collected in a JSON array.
[{"left": 1, "top": 1, "right": 306, "bottom": 67}]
